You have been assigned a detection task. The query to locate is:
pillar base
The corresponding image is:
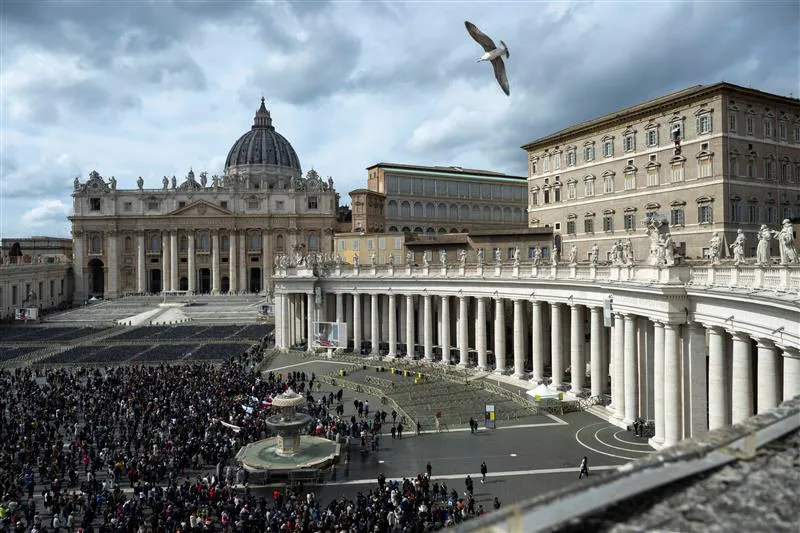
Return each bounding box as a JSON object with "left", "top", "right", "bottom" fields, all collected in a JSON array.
[{"left": 648, "top": 437, "right": 666, "bottom": 450}]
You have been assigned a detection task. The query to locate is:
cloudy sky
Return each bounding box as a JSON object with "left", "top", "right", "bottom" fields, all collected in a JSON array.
[{"left": 1, "top": 0, "right": 797, "bottom": 238}]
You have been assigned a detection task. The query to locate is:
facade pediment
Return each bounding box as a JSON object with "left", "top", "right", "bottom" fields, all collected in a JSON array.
[{"left": 168, "top": 200, "right": 233, "bottom": 217}]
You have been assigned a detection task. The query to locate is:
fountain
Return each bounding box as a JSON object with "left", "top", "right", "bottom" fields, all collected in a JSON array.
[{"left": 235, "top": 388, "right": 340, "bottom": 480}]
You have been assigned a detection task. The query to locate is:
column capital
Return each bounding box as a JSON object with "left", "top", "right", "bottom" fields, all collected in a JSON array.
[
  {"left": 755, "top": 338, "right": 776, "bottom": 349},
  {"left": 550, "top": 301, "right": 562, "bottom": 309},
  {"left": 778, "top": 345, "right": 800, "bottom": 359},
  {"left": 728, "top": 330, "right": 750, "bottom": 341}
]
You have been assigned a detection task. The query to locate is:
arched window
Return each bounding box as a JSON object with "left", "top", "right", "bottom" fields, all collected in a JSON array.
[
  {"left": 438, "top": 228, "right": 447, "bottom": 234},
  {"left": 308, "top": 233, "right": 319, "bottom": 250},
  {"left": 387, "top": 200, "right": 398, "bottom": 218},
  {"left": 179, "top": 235, "right": 188, "bottom": 252},
  {"left": 275, "top": 234, "right": 285, "bottom": 251},
  {"left": 250, "top": 233, "right": 261, "bottom": 250},
  {"left": 402, "top": 227, "right": 411, "bottom": 232},
  {"left": 124, "top": 236, "right": 132, "bottom": 253},
  {"left": 425, "top": 202, "right": 436, "bottom": 218},
  {"left": 199, "top": 234, "right": 210, "bottom": 251},
  {"left": 413, "top": 202, "right": 423, "bottom": 218},
  {"left": 503, "top": 207, "right": 512, "bottom": 223},
  {"left": 389, "top": 226, "right": 398, "bottom": 232},
  {"left": 221, "top": 236, "right": 230, "bottom": 251},
  {"left": 449, "top": 204, "right": 458, "bottom": 220},
  {"left": 483, "top": 205, "right": 491, "bottom": 221},
  {"left": 426, "top": 227, "right": 435, "bottom": 235},
  {"left": 460, "top": 204, "right": 469, "bottom": 220},
  {"left": 401, "top": 201, "right": 411, "bottom": 218},
  {"left": 91, "top": 235, "right": 102, "bottom": 253},
  {"left": 493, "top": 206, "right": 501, "bottom": 221},
  {"left": 472, "top": 205, "right": 481, "bottom": 220},
  {"left": 514, "top": 207, "right": 523, "bottom": 223},
  {"left": 414, "top": 227, "right": 423, "bottom": 233},
  {"left": 150, "top": 234, "right": 160, "bottom": 252},
  {"left": 437, "top": 203, "right": 447, "bottom": 220}
]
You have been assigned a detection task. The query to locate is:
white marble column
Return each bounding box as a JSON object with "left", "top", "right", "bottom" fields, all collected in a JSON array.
[
  {"left": 590, "top": 307, "right": 604, "bottom": 397},
  {"left": 494, "top": 299, "right": 506, "bottom": 373},
  {"left": 211, "top": 231, "right": 220, "bottom": 295},
  {"left": 623, "top": 314, "right": 638, "bottom": 425},
  {"left": 459, "top": 296, "right": 469, "bottom": 367},
  {"left": 238, "top": 232, "right": 246, "bottom": 293},
  {"left": 187, "top": 231, "right": 196, "bottom": 293},
  {"left": 570, "top": 305, "right": 585, "bottom": 393},
  {"left": 513, "top": 299, "right": 525, "bottom": 378},
  {"left": 423, "top": 294, "right": 433, "bottom": 361},
  {"left": 441, "top": 296, "right": 450, "bottom": 363},
  {"left": 388, "top": 293, "right": 397, "bottom": 358},
  {"left": 161, "top": 232, "right": 170, "bottom": 292},
  {"left": 476, "top": 297, "right": 487, "bottom": 370},
  {"left": 381, "top": 295, "right": 390, "bottom": 343},
  {"left": 551, "top": 303, "right": 564, "bottom": 387},
  {"left": 611, "top": 313, "right": 625, "bottom": 421},
  {"left": 782, "top": 347, "right": 800, "bottom": 401},
  {"left": 336, "top": 294, "right": 344, "bottom": 324},
  {"left": 707, "top": 326, "right": 728, "bottom": 430},
  {"left": 663, "top": 323, "right": 682, "bottom": 447},
  {"left": 307, "top": 293, "right": 315, "bottom": 351},
  {"left": 353, "top": 293, "right": 362, "bottom": 354},
  {"left": 170, "top": 231, "right": 178, "bottom": 291},
  {"left": 346, "top": 294, "right": 354, "bottom": 343},
  {"left": 371, "top": 293, "right": 380, "bottom": 356},
  {"left": 228, "top": 231, "right": 237, "bottom": 294},
  {"left": 106, "top": 231, "right": 118, "bottom": 298},
  {"left": 731, "top": 331, "right": 753, "bottom": 423},
  {"left": 756, "top": 339, "right": 780, "bottom": 413},
  {"left": 136, "top": 232, "right": 146, "bottom": 293},
  {"left": 687, "top": 323, "right": 707, "bottom": 437},
  {"left": 405, "top": 295, "right": 415, "bottom": 357},
  {"left": 652, "top": 321, "right": 665, "bottom": 446},
  {"left": 262, "top": 230, "right": 271, "bottom": 294},
  {"left": 531, "top": 301, "right": 544, "bottom": 382}
]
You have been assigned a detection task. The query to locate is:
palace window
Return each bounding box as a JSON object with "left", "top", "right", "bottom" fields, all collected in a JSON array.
[
  {"left": 91, "top": 235, "right": 102, "bottom": 253},
  {"left": 199, "top": 234, "right": 210, "bottom": 251},
  {"left": 307, "top": 196, "right": 318, "bottom": 210},
  {"left": 747, "top": 204, "right": 760, "bottom": 224},
  {"left": 747, "top": 158, "right": 756, "bottom": 178},
  {"left": 124, "top": 236, "right": 133, "bottom": 253},
  {"left": 603, "top": 175, "right": 614, "bottom": 193},
  {"left": 90, "top": 198, "right": 101, "bottom": 211},
  {"left": 247, "top": 200, "right": 259, "bottom": 210},
  {"left": 542, "top": 156, "right": 550, "bottom": 171},
  {"left": 124, "top": 202, "right": 132, "bottom": 212},
  {"left": 765, "top": 159, "right": 775, "bottom": 180},
  {"left": 730, "top": 200, "right": 743, "bottom": 223},
  {"left": 567, "top": 182, "right": 576, "bottom": 200},
  {"left": 623, "top": 173, "right": 635, "bottom": 190},
  {"left": 767, "top": 205, "right": 778, "bottom": 224},
  {"left": 602, "top": 214, "right": 613, "bottom": 232},
  {"left": 584, "top": 218, "right": 594, "bottom": 233},
  {"left": 249, "top": 233, "right": 261, "bottom": 250},
  {"left": 779, "top": 121, "right": 787, "bottom": 141},
  {"left": 670, "top": 207, "right": 685, "bottom": 226},
  {"left": 698, "top": 158, "right": 712, "bottom": 178},
  {"left": 352, "top": 240, "right": 360, "bottom": 251},
  {"left": 584, "top": 144, "right": 595, "bottom": 161},
  {"left": 603, "top": 139, "right": 614, "bottom": 157},
  {"left": 646, "top": 128, "right": 658, "bottom": 147},
  {"left": 647, "top": 168, "right": 659, "bottom": 187},
  {"left": 764, "top": 119, "right": 773, "bottom": 138},
  {"left": 729, "top": 113, "right": 737, "bottom": 132},
  {"left": 696, "top": 113, "right": 712, "bottom": 134},
  {"left": 670, "top": 121, "right": 683, "bottom": 142},
  {"left": 623, "top": 212, "right": 636, "bottom": 230},
  {"left": 567, "top": 219, "right": 576, "bottom": 235},
  {"left": 149, "top": 235, "right": 161, "bottom": 252},
  {"left": 746, "top": 116, "right": 754, "bottom": 135},
  {"left": 623, "top": 133, "right": 635, "bottom": 152},
  {"left": 221, "top": 236, "right": 229, "bottom": 251},
  {"left": 697, "top": 203, "right": 713, "bottom": 224},
  {"left": 670, "top": 162, "right": 685, "bottom": 183},
  {"left": 795, "top": 125, "right": 800, "bottom": 143},
  {"left": 584, "top": 178, "right": 595, "bottom": 197},
  {"left": 781, "top": 162, "right": 790, "bottom": 182},
  {"left": 566, "top": 150, "right": 576, "bottom": 166},
  {"left": 530, "top": 160, "right": 537, "bottom": 175},
  {"left": 553, "top": 153, "right": 561, "bottom": 170},
  {"left": 179, "top": 235, "right": 188, "bottom": 252}
]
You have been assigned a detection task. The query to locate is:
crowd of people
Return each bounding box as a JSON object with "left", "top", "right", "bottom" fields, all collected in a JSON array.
[{"left": 0, "top": 348, "right": 502, "bottom": 532}]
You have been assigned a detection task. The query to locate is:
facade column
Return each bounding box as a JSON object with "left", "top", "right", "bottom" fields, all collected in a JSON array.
[
  {"left": 336, "top": 294, "right": 344, "bottom": 324},
  {"left": 551, "top": 303, "right": 564, "bottom": 387},
  {"left": 623, "top": 314, "right": 638, "bottom": 425},
  {"left": 371, "top": 293, "right": 380, "bottom": 356},
  {"left": 405, "top": 295, "right": 415, "bottom": 357},
  {"left": 136, "top": 232, "right": 146, "bottom": 294},
  {"left": 531, "top": 301, "right": 544, "bottom": 382},
  {"left": 756, "top": 339, "right": 781, "bottom": 413},
  {"left": 229, "top": 231, "right": 237, "bottom": 294},
  {"left": 307, "top": 293, "right": 315, "bottom": 351},
  {"left": 663, "top": 323, "right": 682, "bottom": 447},
  {"left": 513, "top": 299, "right": 525, "bottom": 378},
  {"left": 783, "top": 347, "right": 800, "bottom": 401},
  {"left": 687, "top": 323, "right": 708, "bottom": 437},
  {"left": 72, "top": 230, "right": 86, "bottom": 304},
  {"left": 459, "top": 296, "right": 469, "bottom": 366},
  {"left": 707, "top": 326, "right": 728, "bottom": 430},
  {"left": 731, "top": 331, "right": 753, "bottom": 423},
  {"left": 652, "top": 321, "right": 665, "bottom": 446},
  {"left": 590, "top": 307, "right": 604, "bottom": 397},
  {"left": 262, "top": 230, "right": 271, "bottom": 295},
  {"left": 570, "top": 304, "right": 585, "bottom": 393},
  {"left": 611, "top": 313, "right": 625, "bottom": 421},
  {"left": 211, "top": 231, "right": 220, "bottom": 295},
  {"left": 187, "top": 230, "right": 196, "bottom": 293},
  {"left": 381, "top": 296, "right": 390, "bottom": 343},
  {"left": 353, "top": 293, "right": 362, "bottom": 354},
  {"left": 170, "top": 231, "right": 178, "bottom": 292},
  {"left": 346, "top": 294, "right": 354, "bottom": 343},
  {"left": 273, "top": 293, "right": 282, "bottom": 349},
  {"left": 238, "top": 232, "right": 246, "bottom": 293},
  {"left": 476, "top": 297, "right": 487, "bottom": 370},
  {"left": 106, "top": 231, "right": 118, "bottom": 298},
  {"left": 161, "top": 231, "right": 170, "bottom": 292},
  {"left": 388, "top": 293, "right": 397, "bottom": 358},
  {"left": 493, "top": 299, "right": 506, "bottom": 373},
  {"left": 441, "top": 296, "right": 450, "bottom": 364},
  {"left": 423, "top": 294, "right": 433, "bottom": 361}
]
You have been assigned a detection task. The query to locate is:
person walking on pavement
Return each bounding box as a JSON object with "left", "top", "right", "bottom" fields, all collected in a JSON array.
[
  {"left": 480, "top": 461, "right": 487, "bottom": 484},
  {"left": 579, "top": 456, "right": 589, "bottom": 479},
  {"left": 464, "top": 474, "right": 474, "bottom": 496},
  {"left": 397, "top": 422, "right": 404, "bottom": 439},
  {"left": 493, "top": 496, "right": 501, "bottom": 510},
  {"left": 426, "top": 462, "right": 432, "bottom": 479}
]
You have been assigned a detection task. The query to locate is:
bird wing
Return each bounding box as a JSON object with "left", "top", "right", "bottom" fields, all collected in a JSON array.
[
  {"left": 491, "top": 57, "right": 510, "bottom": 96},
  {"left": 465, "top": 21, "right": 497, "bottom": 52}
]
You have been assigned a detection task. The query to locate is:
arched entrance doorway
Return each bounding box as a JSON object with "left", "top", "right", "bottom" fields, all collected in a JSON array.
[
  {"left": 221, "top": 276, "right": 230, "bottom": 293},
  {"left": 88, "top": 258, "right": 104, "bottom": 297},
  {"left": 179, "top": 277, "right": 188, "bottom": 291},
  {"left": 198, "top": 268, "right": 211, "bottom": 294},
  {"left": 249, "top": 268, "right": 261, "bottom": 293},
  {"left": 149, "top": 269, "right": 162, "bottom": 294}
]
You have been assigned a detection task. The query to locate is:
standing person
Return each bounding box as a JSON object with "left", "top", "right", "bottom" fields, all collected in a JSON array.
[
  {"left": 397, "top": 422, "right": 403, "bottom": 439},
  {"left": 426, "top": 462, "right": 432, "bottom": 479},
  {"left": 493, "top": 496, "right": 501, "bottom": 510},
  {"left": 579, "top": 456, "right": 589, "bottom": 479},
  {"left": 480, "top": 461, "right": 487, "bottom": 484}
]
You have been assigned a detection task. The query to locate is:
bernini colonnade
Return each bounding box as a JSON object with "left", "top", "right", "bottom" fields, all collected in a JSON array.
[{"left": 273, "top": 260, "right": 799, "bottom": 449}]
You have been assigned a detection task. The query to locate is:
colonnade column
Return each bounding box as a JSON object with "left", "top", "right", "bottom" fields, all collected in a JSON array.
[
  {"left": 441, "top": 296, "right": 450, "bottom": 364},
  {"left": 262, "top": 230, "right": 271, "bottom": 294},
  {"left": 388, "top": 294, "right": 397, "bottom": 358},
  {"left": 611, "top": 313, "right": 625, "bottom": 421},
  {"left": 784, "top": 347, "right": 800, "bottom": 401},
  {"left": 756, "top": 339, "right": 780, "bottom": 413},
  {"left": 136, "top": 232, "right": 146, "bottom": 293},
  {"left": 663, "top": 323, "right": 682, "bottom": 447},
  {"left": 405, "top": 295, "right": 415, "bottom": 357},
  {"left": 424, "top": 294, "right": 433, "bottom": 361},
  {"left": 531, "top": 301, "right": 543, "bottom": 382},
  {"left": 476, "top": 297, "right": 487, "bottom": 370},
  {"left": 707, "top": 326, "right": 728, "bottom": 430},
  {"left": 731, "top": 331, "right": 753, "bottom": 423},
  {"left": 590, "top": 307, "right": 604, "bottom": 397},
  {"left": 353, "top": 294, "right": 362, "bottom": 354},
  {"left": 513, "top": 299, "right": 524, "bottom": 378},
  {"left": 371, "top": 294, "right": 380, "bottom": 356},
  {"left": 570, "top": 304, "right": 585, "bottom": 393},
  {"left": 307, "top": 293, "right": 315, "bottom": 351},
  {"left": 494, "top": 299, "right": 505, "bottom": 373},
  {"left": 211, "top": 231, "right": 220, "bottom": 295},
  {"left": 623, "top": 314, "right": 638, "bottom": 425},
  {"left": 161, "top": 232, "right": 170, "bottom": 292},
  {"left": 170, "top": 231, "right": 178, "bottom": 291},
  {"left": 651, "top": 321, "right": 665, "bottom": 446},
  {"left": 687, "top": 323, "right": 707, "bottom": 437},
  {"left": 106, "top": 231, "right": 118, "bottom": 298},
  {"left": 229, "top": 231, "right": 237, "bottom": 294},
  {"left": 459, "top": 296, "right": 468, "bottom": 367},
  {"left": 335, "top": 294, "right": 344, "bottom": 324},
  {"left": 187, "top": 230, "right": 196, "bottom": 293},
  {"left": 551, "top": 303, "right": 564, "bottom": 387},
  {"left": 238, "top": 232, "right": 246, "bottom": 293}
]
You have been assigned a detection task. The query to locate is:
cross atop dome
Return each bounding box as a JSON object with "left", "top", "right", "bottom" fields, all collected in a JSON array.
[{"left": 252, "top": 96, "right": 273, "bottom": 130}]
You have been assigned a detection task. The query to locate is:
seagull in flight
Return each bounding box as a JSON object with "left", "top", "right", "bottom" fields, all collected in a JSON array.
[{"left": 465, "top": 20, "right": 510, "bottom": 96}]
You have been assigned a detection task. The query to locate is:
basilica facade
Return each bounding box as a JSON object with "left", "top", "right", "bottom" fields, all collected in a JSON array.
[{"left": 69, "top": 98, "right": 339, "bottom": 303}]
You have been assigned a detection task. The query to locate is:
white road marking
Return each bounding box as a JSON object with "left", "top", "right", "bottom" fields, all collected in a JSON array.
[
  {"left": 593, "top": 427, "right": 652, "bottom": 454},
  {"left": 269, "top": 360, "right": 356, "bottom": 372},
  {"left": 575, "top": 422, "right": 640, "bottom": 461},
  {"left": 613, "top": 430, "right": 654, "bottom": 447}
]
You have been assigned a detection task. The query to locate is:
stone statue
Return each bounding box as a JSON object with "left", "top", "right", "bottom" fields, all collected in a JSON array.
[
  {"left": 568, "top": 244, "right": 577, "bottom": 265},
  {"left": 494, "top": 248, "right": 502, "bottom": 265},
  {"left": 709, "top": 232, "right": 722, "bottom": 264},
  {"left": 661, "top": 232, "right": 675, "bottom": 266},
  {"left": 406, "top": 250, "right": 414, "bottom": 266},
  {"left": 778, "top": 219, "right": 798, "bottom": 265},
  {"left": 439, "top": 248, "right": 447, "bottom": 265},
  {"left": 353, "top": 255, "right": 360, "bottom": 268},
  {"left": 212, "top": 174, "right": 220, "bottom": 187},
  {"left": 423, "top": 252, "right": 430, "bottom": 267},
  {"left": 274, "top": 254, "right": 282, "bottom": 270},
  {"left": 513, "top": 247, "right": 520, "bottom": 266},
  {"left": 551, "top": 246, "right": 559, "bottom": 266},
  {"left": 730, "top": 229, "right": 746, "bottom": 266},
  {"left": 388, "top": 255, "right": 394, "bottom": 266},
  {"left": 109, "top": 176, "right": 116, "bottom": 190},
  {"left": 532, "top": 246, "right": 542, "bottom": 266},
  {"left": 137, "top": 176, "right": 144, "bottom": 190},
  {"left": 458, "top": 249, "right": 467, "bottom": 266},
  {"left": 200, "top": 172, "right": 208, "bottom": 187},
  {"left": 171, "top": 176, "right": 177, "bottom": 189},
  {"left": 647, "top": 219, "right": 663, "bottom": 265},
  {"left": 328, "top": 176, "right": 334, "bottom": 190},
  {"left": 624, "top": 237, "right": 635, "bottom": 265},
  {"left": 334, "top": 253, "right": 342, "bottom": 266},
  {"left": 370, "top": 253, "right": 376, "bottom": 266},
  {"left": 477, "top": 248, "right": 485, "bottom": 265},
  {"left": 74, "top": 177, "right": 80, "bottom": 190},
  {"left": 162, "top": 176, "right": 169, "bottom": 190},
  {"left": 590, "top": 243, "right": 599, "bottom": 265},
  {"left": 756, "top": 224, "right": 778, "bottom": 265},
  {"left": 610, "top": 241, "right": 623, "bottom": 266}
]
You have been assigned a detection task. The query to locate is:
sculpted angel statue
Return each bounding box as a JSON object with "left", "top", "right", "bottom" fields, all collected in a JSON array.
[
  {"left": 458, "top": 249, "right": 467, "bottom": 266},
  {"left": 477, "top": 248, "right": 485, "bottom": 264},
  {"left": 406, "top": 250, "right": 414, "bottom": 266},
  {"left": 568, "top": 244, "right": 577, "bottom": 265},
  {"left": 778, "top": 219, "right": 798, "bottom": 265},
  {"left": 730, "top": 229, "right": 746, "bottom": 265},
  {"left": 756, "top": 224, "right": 777, "bottom": 265},
  {"left": 709, "top": 232, "right": 722, "bottom": 264},
  {"left": 439, "top": 248, "right": 447, "bottom": 265}
]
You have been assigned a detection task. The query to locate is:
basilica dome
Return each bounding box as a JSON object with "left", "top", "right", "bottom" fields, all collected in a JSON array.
[{"left": 224, "top": 98, "right": 302, "bottom": 180}]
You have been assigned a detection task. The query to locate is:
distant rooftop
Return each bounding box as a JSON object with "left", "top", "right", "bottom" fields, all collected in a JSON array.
[{"left": 367, "top": 162, "right": 527, "bottom": 181}]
